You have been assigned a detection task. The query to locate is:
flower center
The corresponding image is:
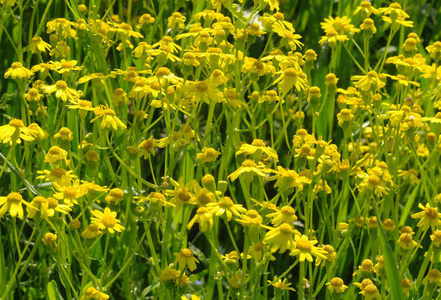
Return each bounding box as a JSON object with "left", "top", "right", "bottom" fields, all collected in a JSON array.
[
  {"left": 178, "top": 187, "right": 191, "bottom": 202},
  {"left": 56, "top": 80, "right": 68, "bottom": 89},
  {"left": 179, "top": 248, "right": 193, "bottom": 257},
  {"left": 50, "top": 168, "right": 67, "bottom": 178},
  {"left": 64, "top": 187, "right": 77, "bottom": 198},
  {"left": 7, "top": 192, "right": 23, "bottom": 203},
  {"left": 425, "top": 207, "right": 439, "bottom": 219},
  {"left": 296, "top": 238, "right": 312, "bottom": 251},
  {"left": 279, "top": 223, "right": 293, "bottom": 235},
  {"left": 196, "top": 81, "right": 208, "bottom": 92},
  {"left": 9, "top": 119, "right": 24, "bottom": 128},
  {"left": 102, "top": 214, "right": 116, "bottom": 227}
]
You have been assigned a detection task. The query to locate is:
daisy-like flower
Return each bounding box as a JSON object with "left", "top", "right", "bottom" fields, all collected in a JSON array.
[
  {"left": 318, "top": 28, "right": 349, "bottom": 47},
  {"left": 104, "top": 188, "right": 125, "bottom": 206},
  {"left": 91, "top": 105, "right": 127, "bottom": 131},
  {"left": 266, "top": 206, "right": 298, "bottom": 226},
  {"left": 115, "top": 22, "right": 143, "bottom": 40},
  {"left": 235, "top": 139, "right": 278, "bottom": 161},
  {"left": 29, "top": 37, "right": 51, "bottom": 53},
  {"left": 359, "top": 283, "right": 381, "bottom": 300},
  {"left": 4, "top": 62, "right": 33, "bottom": 79},
  {"left": 36, "top": 168, "right": 75, "bottom": 186},
  {"left": 46, "top": 18, "right": 77, "bottom": 38},
  {"left": 164, "top": 178, "right": 196, "bottom": 212},
  {"left": 187, "top": 207, "right": 213, "bottom": 232},
  {"left": 54, "top": 127, "right": 74, "bottom": 141},
  {"left": 44, "top": 146, "right": 68, "bottom": 164},
  {"left": 263, "top": 223, "right": 296, "bottom": 253},
  {"left": 352, "top": 71, "right": 386, "bottom": 92},
  {"left": 81, "top": 287, "right": 109, "bottom": 300},
  {"left": 273, "top": 67, "right": 307, "bottom": 94},
  {"left": 397, "top": 169, "right": 420, "bottom": 186},
  {"left": 290, "top": 234, "right": 327, "bottom": 262},
  {"left": 53, "top": 180, "right": 83, "bottom": 206},
  {"left": 52, "top": 59, "right": 83, "bottom": 74},
  {"left": 146, "top": 67, "right": 183, "bottom": 86},
  {"left": 138, "top": 137, "right": 158, "bottom": 159},
  {"left": 0, "top": 119, "right": 35, "bottom": 145},
  {"left": 82, "top": 224, "right": 102, "bottom": 239},
  {"left": 137, "top": 13, "right": 155, "bottom": 28},
  {"left": 272, "top": 23, "right": 303, "bottom": 51},
  {"left": 267, "top": 166, "right": 311, "bottom": 191},
  {"left": 196, "top": 147, "right": 221, "bottom": 163},
  {"left": 206, "top": 196, "right": 247, "bottom": 221},
  {"left": 411, "top": 203, "right": 441, "bottom": 232},
  {"left": 91, "top": 207, "right": 125, "bottom": 233},
  {"left": 27, "top": 196, "right": 53, "bottom": 219},
  {"left": 326, "top": 277, "right": 348, "bottom": 295},
  {"left": 397, "top": 233, "right": 419, "bottom": 250},
  {"left": 67, "top": 99, "right": 94, "bottom": 119},
  {"left": 136, "top": 192, "right": 175, "bottom": 211},
  {"left": 269, "top": 276, "right": 296, "bottom": 292},
  {"left": 353, "top": 1, "right": 379, "bottom": 19},
  {"left": 179, "top": 79, "right": 223, "bottom": 105},
  {"left": 0, "top": 192, "right": 31, "bottom": 219},
  {"left": 43, "top": 80, "right": 80, "bottom": 102},
  {"left": 353, "top": 259, "right": 374, "bottom": 276},
  {"left": 228, "top": 159, "right": 271, "bottom": 182},
  {"left": 174, "top": 248, "right": 200, "bottom": 271}
]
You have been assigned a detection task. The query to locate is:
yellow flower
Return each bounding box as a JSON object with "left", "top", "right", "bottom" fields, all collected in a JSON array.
[
  {"left": 353, "top": 259, "right": 374, "bottom": 276},
  {"left": 44, "top": 146, "right": 68, "bottom": 164},
  {"left": 29, "top": 37, "right": 51, "bottom": 53},
  {"left": 318, "top": 28, "right": 349, "bottom": 47},
  {"left": 397, "top": 169, "right": 420, "bottom": 186},
  {"left": 54, "top": 127, "right": 74, "bottom": 141},
  {"left": 337, "top": 108, "right": 354, "bottom": 126},
  {"left": 0, "top": 192, "right": 31, "bottom": 219},
  {"left": 42, "top": 233, "right": 57, "bottom": 245},
  {"left": 4, "top": 62, "right": 34, "bottom": 79},
  {"left": 67, "top": 99, "right": 94, "bottom": 118},
  {"left": 105, "top": 188, "right": 125, "bottom": 206},
  {"left": 136, "top": 192, "right": 175, "bottom": 210},
  {"left": 353, "top": 1, "right": 379, "bottom": 18},
  {"left": 52, "top": 59, "right": 83, "bottom": 74},
  {"left": 411, "top": 203, "right": 441, "bottom": 232},
  {"left": 36, "top": 168, "right": 75, "bottom": 186},
  {"left": 82, "top": 224, "right": 102, "bottom": 239},
  {"left": 397, "top": 233, "right": 419, "bottom": 250},
  {"left": 290, "top": 234, "right": 327, "bottom": 262},
  {"left": 0, "top": 119, "right": 35, "bottom": 145},
  {"left": 174, "top": 248, "right": 200, "bottom": 271},
  {"left": 268, "top": 166, "right": 311, "bottom": 191},
  {"left": 316, "top": 245, "right": 337, "bottom": 266},
  {"left": 269, "top": 276, "right": 295, "bottom": 292},
  {"left": 235, "top": 139, "right": 278, "bottom": 161},
  {"left": 43, "top": 80, "right": 80, "bottom": 102},
  {"left": 27, "top": 196, "right": 53, "bottom": 219},
  {"left": 266, "top": 206, "right": 298, "bottom": 226},
  {"left": 273, "top": 67, "right": 307, "bottom": 93},
  {"left": 180, "top": 79, "right": 223, "bottom": 105},
  {"left": 272, "top": 22, "right": 303, "bottom": 51},
  {"left": 81, "top": 287, "right": 110, "bottom": 300},
  {"left": 138, "top": 137, "right": 158, "bottom": 159},
  {"left": 167, "top": 12, "right": 186, "bottom": 30},
  {"left": 228, "top": 160, "right": 271, "bottom": 182},
  {"left": 187, "top": 207, "right": 213, "bottom": 232},
  {"left": 263, "top": 223, "right": 296, "bottom": 253},
  {"left": 137, "top": 13, "right": 155, "bottom": 28},
  {"left": 46, "top": 18, "right": 77, "bottom": 38},
  {"left": 164, "top": 178, "right": 196, "bottom": 212},
  {"left": 91, "top": 207, "right": 125, "bottom": 233},
  {"left": 206, "top": 196, "right": 247, "bottom": 221},
  {"left": 326, "top": 277, "right": 348, "bottom": 294},
  {"left": 359, "top": 283, "right": 381, "bottom": 300},
  {"left": 53, "top": 180, "right": 83, "bottom": 206},
  {"left": 91, "top": 105, "right": 127, "bottom": 131},
  {"left": 196, "top": 147, "right": 221, "bottom": 163}
]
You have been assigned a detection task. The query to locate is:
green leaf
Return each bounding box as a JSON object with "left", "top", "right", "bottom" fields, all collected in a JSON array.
[{"left": 47, "top": 280, "right": 64, "bottom": 300}]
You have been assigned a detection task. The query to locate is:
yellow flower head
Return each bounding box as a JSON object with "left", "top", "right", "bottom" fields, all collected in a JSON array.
[
  {"left": 91, "top": 207, "right": 125, "bottom": 233},
  {"left": 0, "top": 192, "right": 31, "bottom": 219},
  {"left": 29, "top": 37, "right": 51, "bottom": 53},
  {"left": 174, "top": 248, "right": 200, "bottom": 271},
  {"left": 4, "top": 62, "right": 34, "bottom": 79},
  {"left": 228, "top": 159, "right": 271, "bottom": 182},
  {"left": 0, "top": 119, "right": 35, "bottom": 145},
  {"left": 326, "top": 277, "right": 348, "bottom": 294},
  {"left": 43, "top": 80, "right": 80, "bottom": 102},
  {"left": 187, "top": 207, "right": 213, "bottom": 232},
  {"left": 263, "top": 223, "right": 296, "bottom": 253},
  {"left": 290, "top": 234, "right": 327, "bottom": 262},
  {"left": 45, "top": 146, "right": 68, "bottom": 164},
  {"left": 91, "top": 105, "right": 127, "bottom": 131},
  {"left": 411, "top": 203, "right": 441, "bottom": 232}
]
